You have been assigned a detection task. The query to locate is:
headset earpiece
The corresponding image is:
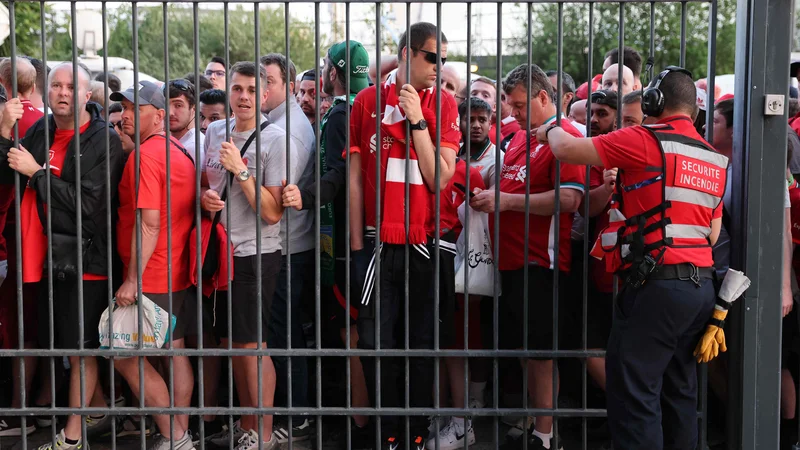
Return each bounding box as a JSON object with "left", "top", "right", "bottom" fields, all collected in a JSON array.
[{"left": 641, "top": 66, "right": 693, "bottom": 118}]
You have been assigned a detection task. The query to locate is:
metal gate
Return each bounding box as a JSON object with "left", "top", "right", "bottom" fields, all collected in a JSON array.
[{"left": 0, "top": 0, "right": 792, "bottom": 448}]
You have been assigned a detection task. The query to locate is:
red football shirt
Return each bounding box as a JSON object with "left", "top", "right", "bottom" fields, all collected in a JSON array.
[
  {"left": 348, "top": 83, "right": 461, "bottom": 236},
  {"left": 0, "top": 101, "right": 44, "bottom": 262},
  {"left": 489, "top": 116, "right": 521, "bottom": 145},
  {"left": 592, "top": 115, "right": 724, "bottom": 267},
  {"left": 117, "top": 134, "right": 196, "bottom": 294},
  {"left": 492, "top": 117, "right": 586, "bottom": 272},
  {"left": 440, "top": 159, "right": 485, "bottom": 238},
  {"left": 19, "top": 122, "right": 104, "bottom": 282}
]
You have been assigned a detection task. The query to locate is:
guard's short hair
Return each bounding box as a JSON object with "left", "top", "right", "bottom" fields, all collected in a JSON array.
[
  {"left": 458, "top": 97, "right": 493, "bottom": 119},
  {"left": 260, "top": 53, "right": 297, "bottom": 87},
  {"left": 230, "top": 61, "right": 268, "bottom": 86},
  {"left": 622, "top": 90, "right": 643, "bottom": 105},
  {"left": 183, "top": 73, "right": 213, "bottom": 93},
  {"left": 545, "top": 70, "right": 576, "bottom": 94},
  {"left": 108, "top": 102, "right": 123, "bottom": 114},
  {"left": 605, "top": 46, "right": 643, "bottom": 78},
  {"left": 209, "top": 56, "right": 227, "bottom": 68},
  {"left": 199, "top": 88, "right": 226, "bottom": 106},
  {"left": 659, "top": 70, "right": 699, "bottom": 117},
  {"left": 397, "top": 22, "right": 448, "bottom": 60},
  {"left": 95, "top": 73, "right": 121, "bottom": 92},
  {"left": 714, "top": 99, "right": 734, "bottom": 128},
  {"left": 503, "top": 64, "right": 557, "bottom": 104}
]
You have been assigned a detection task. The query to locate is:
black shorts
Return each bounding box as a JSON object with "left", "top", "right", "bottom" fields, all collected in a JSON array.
[
  {"left": 438, "top": 244, "right": 457, "bottom": 349},
  {"left": 37, "top": 278, "right": 108, "bottom": 350},
  {"left": 500, "top": 265, "right": 568, "bottom": 357},
  {"left": 325, "top": 259, "right": 358, "bottom": 330},
  {"left": 783, "top": 307, "right": 800, "bottom": 368},
  {"left": 217, "top": 252, "right": 281, "bottom": 343},
  {"left": 184, "top": 289, "right": 221, "bottom": 341},
  {"left": 144, "top": 289, "right": 190, "bottom": 341}
]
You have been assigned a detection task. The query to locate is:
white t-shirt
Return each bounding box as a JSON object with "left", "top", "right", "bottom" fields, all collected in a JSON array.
[
  {"left": 179, "top": 128, "right": 205, "bottom": 165},
  {"left": 462, "top": 140, "right": 504, "bottom": 188}
]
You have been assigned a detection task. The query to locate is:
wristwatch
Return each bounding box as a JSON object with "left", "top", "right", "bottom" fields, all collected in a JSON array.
[
  {"left": 409, "top": 119, "right": 428, "bottom": 131},
  {"left": 237, "top": 170, "right": 251, "bottom": 182},
  {"left": 545, "top": 123, "right": 560, "bottom": 139}
]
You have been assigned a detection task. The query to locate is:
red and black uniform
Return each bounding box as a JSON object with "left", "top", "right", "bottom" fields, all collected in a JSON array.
[
  {"left": 494, "top": 117, "right": 586, "bottom": 352},
  {"left": 348, "top": 72, "right": 461, "bottom": 439},
  {"left": 591, "top": 115, "right": 727, "bottom": 449}
]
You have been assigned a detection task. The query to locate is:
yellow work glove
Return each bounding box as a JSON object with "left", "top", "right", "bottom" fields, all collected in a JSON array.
[{"left": 693, "top": 308, "right": 728, "bottom": 363}]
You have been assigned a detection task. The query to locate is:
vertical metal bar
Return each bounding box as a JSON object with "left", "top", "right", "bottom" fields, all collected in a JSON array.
[
  {"left": 705, "top": 0, "right": 718, "bottom": 147},
  {"left": 131, "top": 3, "right": 147, "bottom": 447},
  {"left": 617, "top": 3, "right": 624, "bottom": 132},
  {"left": 680, "top": 2, "right": 688, "bottom": 68},
  {"left": 374, "top": 3, "right": 383, "bottom": 447},
  {"left": 493, "top": 3, "right": 502, "bottom": 448},
  {"left": 101, "top": 1, "right": 118, "bottom": 447},
  {"left": 313, "top": 3, "right": 323, "bottom": 450},
  {"left": 463, "top": 0, "right": 473, "bottom": 429},
  {"left": 282, "top": 2, "right": 294, "bottom": 444},
  {"left": 581, "top": 5, "right": 595, "bottom": 449},
  {"left": 162, "top": 6, "right": 177, "bottom": 448},
  {"left": 650, "top": 2, "right": 656, "bottom": 80},
  {"left": 433, "top": 4, "right": 444, "bottom": 447},
  {"left": 523, "top": 5, "right": 532, "bottom": 450},
  {"left": 344, "top": 3, "right": 353, "bottom": 448},
  {"left": 403, "top": 5, "right": 411, "bottom": 446},
  {"left": 193, "top": 2, "right": 205, "bottom": 447},
  {"left": 223, "top": 4, "right": 235, "bottom": 447},
  {"left": 68, "top": 5, "right": 88, "bottom": 446},
  {"left": 253, "top": 6, "right": 264, "bottom": 450}
]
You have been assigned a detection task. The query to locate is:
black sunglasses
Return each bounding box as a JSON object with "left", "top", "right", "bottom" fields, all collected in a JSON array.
[
  {"left": 413, "top": 48, "right": 447, "bottom": 66},
  {"left": 168, "top": 79, "right": 194, "bottom": 92},
  {"left": 591, "top": 91, "right": 618, "bottom": 109}
]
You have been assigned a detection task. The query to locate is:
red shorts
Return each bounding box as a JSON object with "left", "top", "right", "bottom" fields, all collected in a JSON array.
[{"left": 450, "top": 294, "right": 484, "bottom": 350}]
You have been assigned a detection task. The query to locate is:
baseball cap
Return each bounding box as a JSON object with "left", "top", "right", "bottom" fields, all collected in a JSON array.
[
  {"left": 327, "top": 40, "right": 370, "bottom": 94},
  {"left": 110, "top": 80, "right": 166, "bottom": 109},
  {"left": 590, "top": 89, "right": 618, "bottom": 109},
  {"left": 576, "top": 74, "right": 602, "bottom": 100}
]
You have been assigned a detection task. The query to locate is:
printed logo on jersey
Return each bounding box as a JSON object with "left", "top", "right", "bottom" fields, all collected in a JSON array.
[
  {"left": 368, "top": 134, "right": 393, "bottom": 154},
  {"left": 501, "top": 164, "right": 526, "bottom": 183}
]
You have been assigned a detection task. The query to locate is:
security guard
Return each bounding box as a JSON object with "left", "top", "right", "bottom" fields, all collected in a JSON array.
[{"left": 536, "top": 67, "right": 727, "bottom": 450}]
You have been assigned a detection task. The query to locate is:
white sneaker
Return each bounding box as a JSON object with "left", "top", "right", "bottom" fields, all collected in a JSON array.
[
  {"left": 147, "top": 432, "right": 195, "bottom": 450},
  {"left": 210, "top": 420, "right": 246, "bottom": 447},
  {"left": 36, "top": 429, "right": 85, "bottom": 450},
  {"left": 427, "top": 416, "right": 451, "bottom": 439},
  {"left": 468, "top": 396, "right": 485, "bottom": 410},
  {"left": 233, "top": 430, "right": 278, "bottom": 450},
  {"left": 425, "top": 419, "right": 475, "bottom": 450}
]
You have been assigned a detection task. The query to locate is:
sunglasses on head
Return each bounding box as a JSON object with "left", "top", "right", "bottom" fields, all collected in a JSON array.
[
  {"left": 591, "top": 91, "right": 617, "bottom": 108},
  {"left": 413, "top": 48, "right": 447, "bottom": 66},
  {"left": 168, "top": 79, "right": 193, "bottom": 92}
]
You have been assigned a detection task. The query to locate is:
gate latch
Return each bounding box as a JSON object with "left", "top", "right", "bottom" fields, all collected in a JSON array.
[{"left": 764, "top": 94, "right": 785, "bottom": 116}]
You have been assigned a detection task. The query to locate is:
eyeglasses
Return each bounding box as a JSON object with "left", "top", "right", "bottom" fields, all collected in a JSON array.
[
  {"left": 413, "top": 48, "right": 447, "bottom": 66},
  {"left": 205, "top": 70, "right": 226, "bottom": 78}
]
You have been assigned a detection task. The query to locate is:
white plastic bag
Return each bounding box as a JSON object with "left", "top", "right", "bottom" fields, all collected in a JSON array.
[
  {"left": 454, "top": 202, "right": 500, "bottom": 297},
  {"left": 98, "top": 295, "right": 176, "bottom": 352}
]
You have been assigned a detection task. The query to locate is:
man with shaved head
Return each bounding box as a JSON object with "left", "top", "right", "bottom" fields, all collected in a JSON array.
[
  {"left": 440, "top": 64, "right": 462, "bottom": 99},
  {"left": 0, "top": 62, "right": 124, "bottom": 447},
  {"left": 602, "top": 63, "right": 635, "bottom": 96}
]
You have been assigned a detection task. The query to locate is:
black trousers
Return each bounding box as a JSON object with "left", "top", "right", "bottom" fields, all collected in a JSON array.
[
  {"left": 606, "top": 277, "right": 715, "bottom": 450},
  {"left": 357, "top": 243, "right": 435, "bottom": 437}
]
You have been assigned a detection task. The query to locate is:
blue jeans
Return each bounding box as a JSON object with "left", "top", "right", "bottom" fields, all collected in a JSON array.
[{"left": 268, "top": 250, "right": 314, "bottom": 420}]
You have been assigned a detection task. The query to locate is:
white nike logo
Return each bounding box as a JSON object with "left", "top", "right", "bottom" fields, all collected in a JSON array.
[{"left": 371, "top": 112, "right": 377, "bottom": 118}]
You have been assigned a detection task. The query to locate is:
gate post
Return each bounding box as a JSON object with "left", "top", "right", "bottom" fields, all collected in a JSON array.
[{"left": 730, "top": 0, "right": 792, "bottom": 446}]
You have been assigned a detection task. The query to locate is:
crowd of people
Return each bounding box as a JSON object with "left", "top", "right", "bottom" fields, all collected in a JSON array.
[{"left": 0, "top": 20, "right": 798, "bottom": 450}]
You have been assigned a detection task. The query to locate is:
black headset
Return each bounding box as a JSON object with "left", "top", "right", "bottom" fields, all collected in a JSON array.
[{"left": 641, "top": 65, "right": 693, "bottom": 117}]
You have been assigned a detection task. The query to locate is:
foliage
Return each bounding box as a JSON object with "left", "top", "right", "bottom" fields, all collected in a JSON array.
[
  {"left": 104, "top": 4, "right": 321, "bottom": 79},
  {"left": 0, "top": 3, "right": 74, "bottom": 60},
  {"left": 504, "top": 0, "right": 737, "bottom": 85}
]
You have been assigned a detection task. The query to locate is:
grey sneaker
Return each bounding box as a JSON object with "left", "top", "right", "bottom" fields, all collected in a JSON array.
[
  {"left": 0, "top": 417, "right": 36, "bottom": 436},
  {"left": 85, "top": 414, "right": 114, "bottom": 438},
  {"left": 233, "top": 430, "right": 278, "bottom": 450},
  {"left": 272, "top": 418, "right": 314, "bottom": 443},
  {"left": 36, "top": 429, "right": 87, "bottom": 450},
  {"left": 209, "top": 420, "right": 246, "bottom": 447},
  {"left": 147, "top": 431, "right": 195, "bottom": 450}
]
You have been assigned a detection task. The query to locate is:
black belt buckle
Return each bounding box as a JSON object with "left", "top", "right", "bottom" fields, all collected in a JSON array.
[{"left": 679, "top": 263, "right": 702, "bottom": 288}]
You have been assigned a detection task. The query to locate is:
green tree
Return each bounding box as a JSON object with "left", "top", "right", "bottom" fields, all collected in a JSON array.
[
  {"left": 506, "top": 0, "right": 736, "bottom": 85},
  {"left": 105, "top": 4, "right": 321, "bottom": 80},
  {"left": 0, "top": 3, "right": 74, "bottom": 60}
]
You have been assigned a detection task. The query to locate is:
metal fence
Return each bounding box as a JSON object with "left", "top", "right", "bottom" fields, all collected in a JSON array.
[{"left": 0, "top": 0, "right": 792, "bottom": 448}]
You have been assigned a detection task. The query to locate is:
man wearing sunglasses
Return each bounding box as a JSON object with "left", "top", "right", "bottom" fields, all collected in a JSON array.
[
  {"left": 205, "top": 56, "right": 227, "bottom": 91},
  {"left": 349, "top": 22, "right": 460, "bottom": 450},
  {"left": 108, "top": 102, "right": 134, "bottom": 155},
  {"left": 166, "top": 79, "right": 205, "bottom": 164}
]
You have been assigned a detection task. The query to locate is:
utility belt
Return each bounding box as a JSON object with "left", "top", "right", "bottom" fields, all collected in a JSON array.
[{"left": 620, "top": 247, "right": 713, "bottom": 290}]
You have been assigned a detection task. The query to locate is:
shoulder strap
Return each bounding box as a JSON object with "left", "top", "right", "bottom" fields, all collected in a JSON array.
[{"left": 212, "top": 120, "right": 270, "bottom": 228}]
